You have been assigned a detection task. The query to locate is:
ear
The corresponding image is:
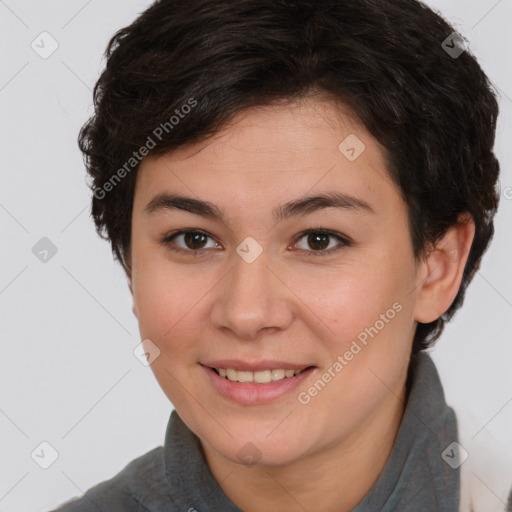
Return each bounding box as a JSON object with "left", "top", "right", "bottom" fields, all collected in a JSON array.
[{"left": 414, "top": 214, "right": 475, "bottom": 323}]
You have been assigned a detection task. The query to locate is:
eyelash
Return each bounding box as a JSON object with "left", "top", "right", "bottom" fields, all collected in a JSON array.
[{"left": 160, "top": 228, "right": 351, "bottom": 258}]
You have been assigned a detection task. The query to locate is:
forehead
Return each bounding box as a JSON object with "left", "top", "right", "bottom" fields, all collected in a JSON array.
[{"left": 134, "top": 97, "right": 402, "bottom": 223}]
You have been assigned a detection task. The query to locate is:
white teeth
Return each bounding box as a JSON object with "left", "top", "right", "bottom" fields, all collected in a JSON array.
[
  {"left": 271, "top": 369, "right": 285, "bottom": 381},
  {"left": 237, "top": 371, "right": 253, "bottom": 383},
  {"left": 254, "top": 370, "right": 271, "bottom": 383},
  {"left": 215, "top": 367, "right": 304, "bottom": 384}
]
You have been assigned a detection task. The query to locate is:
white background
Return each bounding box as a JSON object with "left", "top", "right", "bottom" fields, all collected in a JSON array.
[{"left": 0, "top": 0, "right": 511, "bottom": 510}]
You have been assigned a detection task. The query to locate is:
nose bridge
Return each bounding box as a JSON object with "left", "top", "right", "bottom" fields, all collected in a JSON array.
[
  {"left": 230, "top": 246, "right": 273, "bottom": 306},
  {"left": 211, "top": 242, "right": 293, "bottom": 338}
]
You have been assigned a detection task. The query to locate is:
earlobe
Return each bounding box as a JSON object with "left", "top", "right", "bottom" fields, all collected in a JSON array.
[{"left": 414, "top": 214, "right": 475, "bottom": 324}]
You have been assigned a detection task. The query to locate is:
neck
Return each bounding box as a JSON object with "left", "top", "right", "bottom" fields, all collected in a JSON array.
[{"left": 201, "top": 378, "right": 407, "bottom": 512}]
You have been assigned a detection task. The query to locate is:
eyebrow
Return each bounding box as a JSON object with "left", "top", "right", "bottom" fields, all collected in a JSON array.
[{"left": 144, "top": 191, "right": 374, "bottom": 224}]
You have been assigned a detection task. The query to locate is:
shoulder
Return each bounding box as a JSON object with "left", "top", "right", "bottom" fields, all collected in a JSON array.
[
  {"left": 453, "top": 403, "right": 512, "bottom": 512},
  {"left": 49, "top": 446, "right": 166, "bottom": 512}
]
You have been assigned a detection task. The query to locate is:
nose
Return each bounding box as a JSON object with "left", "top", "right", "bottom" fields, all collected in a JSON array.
[{"left": 210, "top": 249, "right": 294, "bottom": 340}]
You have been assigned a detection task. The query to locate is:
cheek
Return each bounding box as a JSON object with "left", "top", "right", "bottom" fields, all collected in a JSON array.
[
  {"left": 297, "top": 275, "right": 413, "bottom": 442},
  {"left": 305, "top": 257, "right": 416, "bottom": 403},
  {"left": 299, "top": 258, "right": 411, "bottom": 337},
  {"left": 132, "top": 248, "right": 200, "bottom": 338},
  {"left": 131, "top": 257, "right": 220, "bottom": 394},
  {"left": 132, "top": 261, "right": 207, "bottom": 405}
]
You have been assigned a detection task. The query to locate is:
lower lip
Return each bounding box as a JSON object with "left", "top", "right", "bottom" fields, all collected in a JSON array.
[{"left": 201, "top": 365, "right": 315, "bottom": 405}]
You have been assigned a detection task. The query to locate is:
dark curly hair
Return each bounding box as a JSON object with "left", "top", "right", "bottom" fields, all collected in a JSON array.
[{"left": 79, "top": 0, "right": 500, "bottom": 353}]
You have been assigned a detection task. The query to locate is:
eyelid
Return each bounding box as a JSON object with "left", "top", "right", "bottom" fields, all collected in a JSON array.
[
  {"left": 291, "top": 229, "right": 351, "bottom": 255},
  {"left": 161, "top": 228, "right": 351, "bottom": 256},
  {"left": 161, "top": 229, "right": 220, "bottom": 256}
]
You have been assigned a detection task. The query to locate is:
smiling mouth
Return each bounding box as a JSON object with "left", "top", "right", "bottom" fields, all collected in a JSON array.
[{"left": 211, "top": 367, "right": 314, "bottom": 384}]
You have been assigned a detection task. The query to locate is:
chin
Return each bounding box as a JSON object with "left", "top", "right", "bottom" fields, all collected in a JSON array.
[{"left": 203, "top": 425, "right": 311, "bottom": 467}]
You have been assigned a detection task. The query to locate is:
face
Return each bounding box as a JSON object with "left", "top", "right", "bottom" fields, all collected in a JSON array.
[{"left": 129, "top": 97, "right": 422, "bottom": 467}]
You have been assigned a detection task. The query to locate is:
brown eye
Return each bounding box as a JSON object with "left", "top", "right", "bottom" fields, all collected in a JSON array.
[
  {"left": 306, "top": 232, "right": 330, "bottom": 251},
  {"left": 162, "top": 230, "right": 219, "bottom": 255},
  {"left": 294, "top": 229, "right": 350, "bottom": 256},
  {"left": 182, "top": 231, "right": 208, "bottom": 250}
]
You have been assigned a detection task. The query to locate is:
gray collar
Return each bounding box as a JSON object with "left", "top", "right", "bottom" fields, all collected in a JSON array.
[{"left": 351, "top": 352, "right": 459, "bottom": 511}]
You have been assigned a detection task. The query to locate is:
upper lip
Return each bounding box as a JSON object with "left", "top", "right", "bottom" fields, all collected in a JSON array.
[{"left": 202, "top": 360, "right": 313, "bottom": 372}]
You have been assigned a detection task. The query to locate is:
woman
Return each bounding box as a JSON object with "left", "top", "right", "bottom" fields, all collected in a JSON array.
[{"left": 51, "top": 0, "right": 510, "bottom": 510}]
